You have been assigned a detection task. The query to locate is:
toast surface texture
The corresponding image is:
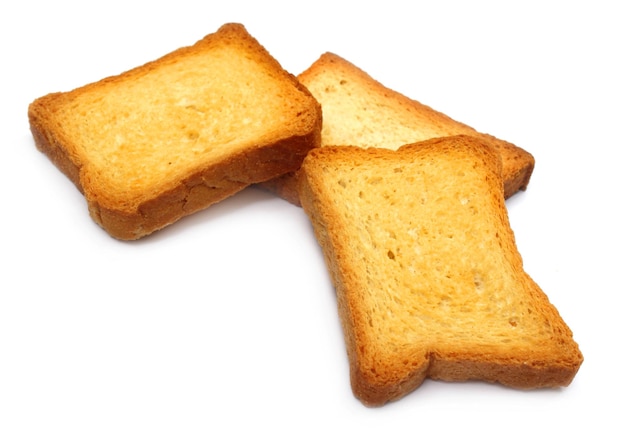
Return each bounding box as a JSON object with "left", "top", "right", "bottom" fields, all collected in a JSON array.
[
  {"left": 297, "top": 135, "right": 581, "bottom": 406},
  {"left": 28, "top": 23, "right": 322, "bottom": 239},
  {"left": 264, "top": 53, "right": 533, "bottom": 205}
]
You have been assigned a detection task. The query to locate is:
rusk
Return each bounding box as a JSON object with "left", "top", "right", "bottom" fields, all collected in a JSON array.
[
  {"left": 28, "top": 23, "right": 322, "bottom": 240},
  {"left": 263, "top": 53, "right": 533, "bottom": 205},
  {"left": 297, "top": 135, "right": 582, "bottom": 406}
]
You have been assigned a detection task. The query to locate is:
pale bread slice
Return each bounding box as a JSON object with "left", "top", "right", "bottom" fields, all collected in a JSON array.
[{"left": 262, "top": 53, "right": 533, "bottom": 205}]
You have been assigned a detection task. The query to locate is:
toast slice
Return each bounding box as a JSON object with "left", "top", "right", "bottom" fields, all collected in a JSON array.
[
  {"left": 262, "top": 53, "right": 534, "bottom": 205},
  {"left": 28, "top": 23, "right": 322, "bottom": 240},
  {"left": 297, "top": 135, "right": 582, "bottom": 406}
]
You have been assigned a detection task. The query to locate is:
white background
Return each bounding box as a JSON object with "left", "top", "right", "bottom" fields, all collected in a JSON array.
[{"left": 2, "top": 1, "right": 624, "bottom": 437}]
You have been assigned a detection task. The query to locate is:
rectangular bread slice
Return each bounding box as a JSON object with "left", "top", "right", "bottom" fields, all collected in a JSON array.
[
  {"left": 297, "top": 135, "right": 582, "bottom": 406},
  {"left": 28, "top": 23, "right": 322, "bottom": 240},
  {"left": 262, "top": 52, "right": 534, "bottom": 205}
]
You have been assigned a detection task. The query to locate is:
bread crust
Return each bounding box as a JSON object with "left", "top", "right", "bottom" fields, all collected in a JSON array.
[
  {"left": 262, "top": 52, "right": 534, "bottom": 205},
  {"left": 28, "top": 23, "right": 322, "bottom": 239},
  {"left": 297, "top": 135, "right": 582, "bottom": 406}
]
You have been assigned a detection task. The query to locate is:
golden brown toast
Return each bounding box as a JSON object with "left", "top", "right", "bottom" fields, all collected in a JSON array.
[
  {"left": 297, "top": 135, "right": 582, "bottom": 406},
  {"left": 28, "top": 23, "right": 322, "bottom": 240}
]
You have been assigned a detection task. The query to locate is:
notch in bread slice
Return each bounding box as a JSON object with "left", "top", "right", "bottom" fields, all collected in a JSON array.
[
  {"left": 262, "top": 53, "right": 533, "bottom": 205},
  {"left": 28, "top": 23, "right": 322, "bottom": 240},
  {"left": 297, "top": 135, "right": 582, "bottom": 406}
]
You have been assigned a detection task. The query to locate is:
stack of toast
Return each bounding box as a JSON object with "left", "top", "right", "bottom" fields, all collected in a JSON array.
[{"left": 28, "top": 23, "right": 582, "bottom": 406}]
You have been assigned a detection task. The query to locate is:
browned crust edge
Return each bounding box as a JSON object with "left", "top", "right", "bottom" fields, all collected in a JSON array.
[{"left": 29, "top": 108, "right": 321, "bottom": 239}]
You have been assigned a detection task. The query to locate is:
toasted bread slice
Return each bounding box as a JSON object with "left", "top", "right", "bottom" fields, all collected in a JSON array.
[
  {"left": 297, "top": 135, "right": 582, "bottom": 406},
  {"left": 28, "top": 23, "right": 322, "bottom": 240},
  {"left": 262, "top": 53, "right": 533, "bottom": 205}
]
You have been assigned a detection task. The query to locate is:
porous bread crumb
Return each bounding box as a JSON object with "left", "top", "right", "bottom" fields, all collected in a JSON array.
[
  {"left": 28, "top": 23, "right": 322, "bottom": 239},
  {"left": 297, "top": 135, "right": 582, "bottom": 406}
]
